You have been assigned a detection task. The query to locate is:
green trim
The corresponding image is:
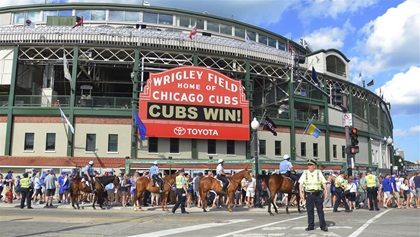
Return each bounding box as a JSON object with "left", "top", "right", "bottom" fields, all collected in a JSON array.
[
  {"left": 245, "top": 60, "right": 251, "bottom": 160},
  {"left": 193, "top": 53, "right": 198, "bottom": 66},
  {"left": 66, "top": 46, "right": 78, "bottom": 157},
  {"left": 306, "top": 49, "right": 350, "bottom": 62},
  {"left": 289, "top": 70, "right": 296, "bottom": 160},
  {"left": 4, "top": 46, "right": 19, "bottom": 155},
  {"left": 131, "top": 48, "right": 140, "bottom": 159},
  {"left": 324, "top": 80, "right": 331, "bottom": 162}
]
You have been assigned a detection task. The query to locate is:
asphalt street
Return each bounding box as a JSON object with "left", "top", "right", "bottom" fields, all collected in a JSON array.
[{"left": 0, "top": 202, "right": 419, "bottom": 237}]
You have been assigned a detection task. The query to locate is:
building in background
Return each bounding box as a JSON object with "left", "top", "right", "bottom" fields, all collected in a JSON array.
[{"left": 0, "top": 3, "right": 393, "bottom": 175}]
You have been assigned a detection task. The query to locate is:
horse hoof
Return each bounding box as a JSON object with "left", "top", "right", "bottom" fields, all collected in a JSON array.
[
  {"left": 286, "top": 212, "right": 290, "bottom": 215},
  {"left": 269, "top": 213, "right": 274, "bottom": 216},
  {"left": 203, "top": 209, "right": 207, "bottom": 212}
]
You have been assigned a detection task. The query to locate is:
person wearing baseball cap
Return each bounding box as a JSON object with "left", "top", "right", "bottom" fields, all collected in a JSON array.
[
  {"left": 172, "top": 168, "right": 188, "bottom": 214},
  {"left": 298, "top": 159, "right": 328, "bottom": 232}
]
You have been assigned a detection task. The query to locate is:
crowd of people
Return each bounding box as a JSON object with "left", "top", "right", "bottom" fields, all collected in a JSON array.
[{"left": 0, "top": 165, "right": 419, "bottom": 212}]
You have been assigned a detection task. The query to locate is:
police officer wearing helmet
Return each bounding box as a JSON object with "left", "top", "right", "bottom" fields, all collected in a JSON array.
[
  {"left": 216, "top": 159, "right": 229, "bottom": 194},
  {"left": 83, "top": 160, "right": 95, "bottom": 190},
  {"left": 366, "top": 170, "right": 380, "bottom": 211},
  {"left": 279, "top": 154, "right": 299, "bottom": 193},
  {"left": 150, "top": 161, "right": 164, "bottom": 193},
  {"left": 19, "top": 172, "right": 33, "bottom": 209},
  {"left": 299, "top": 159, "right": 328, "bottom": 232}
]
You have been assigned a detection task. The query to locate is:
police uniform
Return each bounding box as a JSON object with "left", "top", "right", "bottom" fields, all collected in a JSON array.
[
  {"left": 150, "top": 161, "right": 163, "bottom": 192},
  {"left": 333, "top": 171, "right": 351, "bottom": 212},
  {"left": 298, "top": 159, "right": 328, "bottom": 232},
  {"left": 216, "top": 159, "right": 228, "bottom": 193},
  {"left": 172, "top": 169, "right": 189, "bottom": 214},
  {"left": 366, "top": 171, "right": 380, "bottom": 211},
  {"left": 19, "top": 173, "right": 33, "bottom": 209}
]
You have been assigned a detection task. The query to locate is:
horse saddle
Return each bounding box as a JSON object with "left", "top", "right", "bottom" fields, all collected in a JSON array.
[
  {"left": 281, "top": 175, "right": 293, "bottom": 182},
  {"left": 215, "top": 177, "right": 230, "bottom": 188}
]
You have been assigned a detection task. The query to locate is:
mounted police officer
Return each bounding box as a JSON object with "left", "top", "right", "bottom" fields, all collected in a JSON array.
[
  {"left": 150, "top": 161, "right": 164, "bottom": 193},
  {"left": 279, "top": 154, "right": 298, "bottom": 193},
  {"left": 299, "top": 159, "right": 328, "bottom": 232},
  {"left": 366, "top": 170, "right": 380, "bottom": 211},
  {"left": 83, "top": 160, "right": 95, "bottom": 190},
  {"left": 216, "top": 159, "right": 229, "bottom": 195}
]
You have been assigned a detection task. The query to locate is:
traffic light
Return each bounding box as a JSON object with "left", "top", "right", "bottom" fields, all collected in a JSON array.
[
  {"left": 332, "top": 85, "right": 342, "bottom": 106},
  {"left": 349, "top": 127, "right": 359, "bottom": 154}
]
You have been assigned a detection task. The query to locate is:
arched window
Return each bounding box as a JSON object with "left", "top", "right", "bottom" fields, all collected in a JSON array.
[{"left": 326, "top": 55, "right": 346, "bottom": 77}]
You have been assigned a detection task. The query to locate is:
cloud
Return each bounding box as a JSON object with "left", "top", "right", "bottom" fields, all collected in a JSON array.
[
  {"left": 394, "top": 125, "right": 420, "bottom": 137},
  {"left": 357, "top": 0, "right": 420, "bottom": 75},
  {"left": 302, "top": 20, "right": 355, "bottom": 51},
  {"left": 377, "top": 66, "right": 420, "bottom": 115},
  {"left": 297, "top": 0, "right": 379, "bottom": 19}
]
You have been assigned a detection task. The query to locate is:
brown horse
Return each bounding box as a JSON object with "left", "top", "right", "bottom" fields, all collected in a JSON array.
[
  {"left": 70, "top": 175, "right": 119, "bottom": 210},
  {"left": 260, "top": 174, "right": 301, "bottom": 215},
  {"left": 199, "top": 169, "right": 251, "bottom": 212},
  {"left": 134, "top": 172, "right": 179, "bottom": 211}
]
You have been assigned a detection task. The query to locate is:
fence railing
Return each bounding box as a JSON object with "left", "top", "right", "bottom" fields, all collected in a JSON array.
[{"left": 9, "top": 95, "right": 131, "bottom": 108}]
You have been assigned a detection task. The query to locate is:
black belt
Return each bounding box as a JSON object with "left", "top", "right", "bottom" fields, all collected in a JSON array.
[{"left": 305, "top": 190, "right": 321, "bottom": 195}]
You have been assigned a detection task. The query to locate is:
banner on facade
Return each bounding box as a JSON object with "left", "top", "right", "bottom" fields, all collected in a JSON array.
[{"left": 139, "top": 66, "right": 250, "bottom": 140}]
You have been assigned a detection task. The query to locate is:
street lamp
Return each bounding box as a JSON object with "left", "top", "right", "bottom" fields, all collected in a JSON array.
[
  {"left": 384, "top": 136, "right": 393, "bottom": 174},
  {"left": 250, "top": 117, "right": 262, "bottom": 208},
  {"left": 398, "top": 158, "right": 402, "bottom": 176}
]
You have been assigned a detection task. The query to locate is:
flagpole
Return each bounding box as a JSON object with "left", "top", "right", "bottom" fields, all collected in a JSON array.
[
  {"left": 303, "top": 114, "right": 315, "bottom": 135},
  {"left": 362, "top": 80, "right": 365, "bottom": 88}
]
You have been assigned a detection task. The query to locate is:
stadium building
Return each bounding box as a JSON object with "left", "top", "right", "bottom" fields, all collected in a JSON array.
[{"left": 0, "top": 3, "right": 394, "bottom": 175}]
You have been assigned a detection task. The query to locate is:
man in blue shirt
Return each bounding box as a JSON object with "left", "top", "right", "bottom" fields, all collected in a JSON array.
[
  {"left": 279, "top": 154, "right": 298, "bottom": 193},
  {"left": 382, "top": 174, "right": 393, "bottom": 208},
  {"left": 83, "top": 161, "right": 95, "bottom": 190},
  {"left": 150, "top": 161, "right": 163, "bottom": 193}
]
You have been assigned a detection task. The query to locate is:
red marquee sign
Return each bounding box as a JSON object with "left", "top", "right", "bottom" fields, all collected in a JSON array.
[{"left": 139, "top": 66, "right": 250, "bottom": 140}]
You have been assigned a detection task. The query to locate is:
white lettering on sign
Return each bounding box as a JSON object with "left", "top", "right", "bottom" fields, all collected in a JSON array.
[
  {"left": 152, "top": 91, "right": 204, "bottom": 103},
  {"left": 186, "top": 128, "right": 219, "bottom": 136},
  {"left": 207, "top": 73, "right": 238, "bottom": 92},
  {"left": 153, "top": 70, "right": 204, "bottom": 86}
]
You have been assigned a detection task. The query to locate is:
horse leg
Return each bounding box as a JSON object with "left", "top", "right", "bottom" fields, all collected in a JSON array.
[
  {"left": 200, "top": 190, "right": 207, "bottom": 212},
  {"left": 92, "top": 193, "right": 97, "bottom": 210},
  {"left": 162, "top": 192, "right": 168, "bottom": 211},
  {"left": 267, "top": 191, "right": 273, "bottom": 216},
  {"left": 297, "top": 193, "right": 301, "bottom": 213},
  {"left": 227, "top": 192, "right": 234, "bottom": 212},
  {"left": 136, "top": 191, "right": 143, "bottom": 211},
  {"left": 285, "top": 193, "right": 291, "bottom": 214}
]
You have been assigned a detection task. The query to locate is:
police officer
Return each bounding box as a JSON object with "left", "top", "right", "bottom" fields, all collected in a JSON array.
[
  {"left": 172, "top": 168, "right": 189, "bottom": 214},
  {"left": 150, "top": 161, "right": 164, "bottom": 193},
  {"left": 84, "top": 161, "right": 95, "bottom": 190},
  {"left": 216, "top": 159, "right": 229, "bottom": 194},
  {"left": 366, "top": 170, "right": 380, "bottom": 211},
  {"left": 19, "top": 172, "right": 33, "bottom": 209},
  {"left": 299, "top": 159, "right": 328, "bottom": 232},
  {"left": 333, "top": 171, "right": 351, "bottom": 213},
  {"left": 279, "top": 154, "right": 298, "bottom": 193}
]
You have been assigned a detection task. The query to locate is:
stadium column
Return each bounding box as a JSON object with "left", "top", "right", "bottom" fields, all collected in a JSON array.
[
  {"left": 67, "top": 46, "right": 79, "bottom": 157},
  {"left": 288, "top": 65, "right": 296, "bottom": 161},
  {"left": 324, "top": 79, "right": 331, "bottom": 162},
  {"left": 245, "top": 60, "right": 252, "bottom": 159},
  {"left": 131, "top": 48, "right": 140, "bottom": 159},
  {"left": 4, "top": 46, "right": 19, "bottom": 155},
  {"left": 346, "top": 84, "right": 353, "bottom": 175},
  {"left": 366, "top": 95, "right": 372, "bottom": 166},
  {"left": 191, "top": 53, "right": 198, "bottom": 159}
]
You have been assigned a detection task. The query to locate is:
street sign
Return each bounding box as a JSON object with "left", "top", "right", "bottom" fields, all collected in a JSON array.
[{"left": 342, "top": 113, "right": 353, "bottom": 127}]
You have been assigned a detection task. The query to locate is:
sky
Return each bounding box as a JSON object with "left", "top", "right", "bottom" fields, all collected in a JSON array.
[{"left": 2, "top": 0, "right": 420, "bottom": 162}]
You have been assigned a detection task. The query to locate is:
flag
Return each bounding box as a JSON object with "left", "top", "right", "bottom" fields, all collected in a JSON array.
[
  {"left": 287, "top": 40, "right": 293, "bottom": 55},
  {"left": 367, "top": 80, "right": 374, "bottom": 87},
  {"left": 262, "top": 116, "right": 277, "bottom": 136},
  {"left": 245, "top": 34, "right": 251, "bottom": 44},
  {"left": 72, "top": 16, "right": 83, "bottom": 29},
  {"left": 63, "top": 51, "right": 72, "bottom": 82},
  {"left": 134, "top": 109, "right": 146, "bottom": 140},
  {"left": 304, "top": 120, "right": 321, "bottom": 138},
  {"left": 359, "top": 72, "right": 362, "bottom": 78},
  {"left": 25, "top": 19, "right": 35, "bottom": 28},
  {"left": 59, "top": 107, "right": 75, "bottom": 134},
  {"left": 189, "top": 24, "right": 197, "bottom": 40},
  {"left": 312, "top": 66, "right": 320, "bottom": 86}
]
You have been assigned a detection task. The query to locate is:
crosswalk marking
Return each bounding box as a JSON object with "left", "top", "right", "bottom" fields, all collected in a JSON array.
[{"left": 127, "top": 219, "right": 251, "bottom": 237}]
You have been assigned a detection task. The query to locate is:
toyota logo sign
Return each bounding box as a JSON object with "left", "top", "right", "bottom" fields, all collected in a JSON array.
[{"left": 173, "top": 127, "right": 186, "bottom": 136}]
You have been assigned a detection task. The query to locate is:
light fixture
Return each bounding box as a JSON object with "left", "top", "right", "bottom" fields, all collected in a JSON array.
[{"left": 251, "top": 117, "right": 260, "bottom": 130}]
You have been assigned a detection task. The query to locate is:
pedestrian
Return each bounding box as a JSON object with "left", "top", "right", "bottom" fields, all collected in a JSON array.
[
  {"left": 19, "top": 172, "right": 33, "bottom": 209},
  {"left": 44, "top": 169, "right": 57, "bottom": 207},
  {"left": 246, "top": 173, "right": 256, "bottom": 208},
  {"left": 193, "top": 172, "right": 203, "bottom": 208},
  {"left": 31, "top": 171, "right": 42, "bottom": 205},
  {"left": 172, "top": 168, "right": 189, "bottom": 214},
  {"left": 366, "top": 170, "right": 380, "bottom": 211},
  {"left": 333, "top": 171, "right": 351, "bottom": 212},
  {"left": 0, "top": 172, "right": 4, "bottom": 202},
  {"left": 413, "top": 172, "right": 420, "bottom": 208},
  {"left": 357, "top": 173, "right": 368, "bottom": 209},
  {"left": 299, "top": 159, "right": 328, "bottom": 232}
]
